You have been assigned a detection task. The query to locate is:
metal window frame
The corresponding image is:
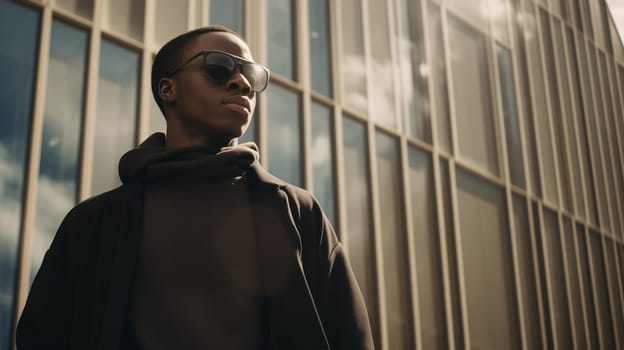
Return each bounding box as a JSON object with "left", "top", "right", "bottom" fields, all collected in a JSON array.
[{"left": 6, "top": 1, "right": 624, "bottom": 349}]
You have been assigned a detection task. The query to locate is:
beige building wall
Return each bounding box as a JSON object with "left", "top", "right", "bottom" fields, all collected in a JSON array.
[{"left": 1, "top": 0, "right": 623, "bottom": 349}]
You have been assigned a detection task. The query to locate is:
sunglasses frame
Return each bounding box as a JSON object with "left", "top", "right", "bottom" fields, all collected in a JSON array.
[{"left": 164, "top": 50, "right": 270, "bottom": 93}]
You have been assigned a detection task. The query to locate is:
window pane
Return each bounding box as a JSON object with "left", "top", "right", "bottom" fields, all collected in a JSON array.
[
  {"left": 308, "top": 0, "right": 332, "bottom": 96},
  {"left": 620, "top": 245, "right": 624, "bottom": 324},
  {"left": 375, "top": 132, "right": 413, "bottom": 349},
  {"left": 440, "top": 160, "right": 464, "bottom": 348},
  {"left": 91, "top": 40, "right": 139, "bottom": 195},
  {"left": 550, "top": 0, "right": 563, "bottom": 17},
  {"left": 311, "top": 103, "right": 335, "bottom": 224},
  {"left": 540, "top": 14, "right": 570, "bottom": 211},
  {"left": 267, "top": 0, "right": 294, "bottom": 80},
  {"left": 604, "top": 239, "right": 624, "bottom": 349},
  {"left": 542, "top": 209, "right": 572, "bottom": 349},
  {"left": 427, "top": 3, "right": 452, "bottom": 152},
  {"left": 570, "top": 0, "right": 583, "bottom": 32},
  {"left": 103, "top": 0, "right": 145, "bottom": 41},
  {"left": 266, "top": 84, "right": 300, "bottom": 186},
  {"left": 497, "top": 45, "right": 525, "bottom": 189},
  {"left": 606, "top": 61, "right": 624, "bottom": 238},
  {"left": 589, "top": 0, "right": 606, "bottom": 48},
  {"left": 397, "top": 0, "right": 429, "bottom": 142},
  {"left": 576, "top": 225, "right": 600, "bottom": 348},
  {"left": 562, "top": 219, "right": 587, "bottom": 349},
  {"left": 446, "top": 0, "right": 487, "bottom": 30},
  {"left": 511, "top": 195, "right": 542, "bottom": 349},
  {"left": 526, "top": 4, "right": 558, "bottom": 205},
  {"left": 409, "top": 148, "right": 446, "bottom": 349},
  {"left": 456, "top": 169, "right": 520, "bottom": 349},
  {"left": 531, "top": 203, "right": 553, "bottom": 348},
  {"left": 153, "top": 0, "right": 187, "bottom": 47},
  {"left": 580, "top": 0, "right": 593, "bottom": 38},
  {"left": 0, "top": 2, "right": 39, "bottom": 346},
  {"left": 448, "top": 17, "right": 498, "bottom": 176},
  {"left": 514, "top": 4, "right": 541, "bottom": 196},
  {"left": 342, "top": 116, "right": 379, "bottom": 347},
  {"left": 368, "top": 0, "right": 397, "bottom": 129},
  {"left": 148, "top": 97, "right": 166, "bottom": 135},
  {"left": 589, "top": 232, "right": 615, "bottom": 348},
  {"left": 568, "top": 31, "right": 597, "bottom": 223},
  {"left": 339, "top": 0, "right": 367, "bottom": 113},
  {"left": 597, "top": 52, "right": 622, "bottom": 238},
  {"left": 209, "top": 0, "right": 244, "bottom": 34},
  {"left": 31, "top": 20, "right": 88, "bottom": 278},
  {"left": 55, "top": 0, "right": 93, "bottom": 19},
  {"left": 238, "top": 108, "right": 257, "bottom": 144},
  {"left": 491, "top": 0, "right": 510, "bottom": 45},
  {"left": 586, "top": 47, "right": 610, "bottom": 231},
  {"left": 559, "top": 27, "right": 585, "bottom": 218}
]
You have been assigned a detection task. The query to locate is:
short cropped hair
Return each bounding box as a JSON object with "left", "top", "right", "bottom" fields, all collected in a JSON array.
[{"left": 151, "top": 25, "right": 242, "bottom": 117}]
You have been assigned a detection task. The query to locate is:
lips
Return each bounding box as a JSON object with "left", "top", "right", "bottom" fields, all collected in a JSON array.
[{"left": 222, "top": 96, "right": 251, "bottom": 111}]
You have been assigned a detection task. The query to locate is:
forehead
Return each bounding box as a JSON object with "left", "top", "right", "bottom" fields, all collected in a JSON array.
[{"left": 185, "top": 31, "right": 253, "bottom": 61}]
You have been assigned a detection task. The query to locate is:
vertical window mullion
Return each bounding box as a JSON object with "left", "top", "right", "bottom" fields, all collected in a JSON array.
[
  {"left": 30, "top": 20, "right": 89, "bottom": 281},
  {"left": 4, "top": 3, "right": 46, "bottom": 347}
]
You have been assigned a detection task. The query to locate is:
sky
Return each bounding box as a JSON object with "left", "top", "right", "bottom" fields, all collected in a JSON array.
[{"left": 607, "top": 0, "right": 624, "bottom": 46}]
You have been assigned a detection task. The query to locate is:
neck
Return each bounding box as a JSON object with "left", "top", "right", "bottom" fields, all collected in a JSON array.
[{"left": 165, "top": 118, "right": 237, "bottom": 151}]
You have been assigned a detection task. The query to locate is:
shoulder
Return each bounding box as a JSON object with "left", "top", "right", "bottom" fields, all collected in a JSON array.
[
  {"left": 250, "top": 163, "right": 321, "bottom": 215},
  {"left": 60, "top": 185, "right": 130, "bottom": 228},
  {"left": 280, "top": 183, "right": 318, "bottom": 215}
]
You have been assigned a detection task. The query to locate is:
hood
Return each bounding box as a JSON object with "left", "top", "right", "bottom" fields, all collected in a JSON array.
[{"left": 119, "top": 132, "right": 260, "bottom": 183}]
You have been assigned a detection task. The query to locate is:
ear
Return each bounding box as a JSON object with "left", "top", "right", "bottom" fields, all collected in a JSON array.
[{"left": 159, "top": 78, "right": 176, "bottom": 102}]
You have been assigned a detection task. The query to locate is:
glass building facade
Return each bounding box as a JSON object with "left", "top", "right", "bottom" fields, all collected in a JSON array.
[{"left": 1, "top": 0, "right": 624, "bottom": 348}]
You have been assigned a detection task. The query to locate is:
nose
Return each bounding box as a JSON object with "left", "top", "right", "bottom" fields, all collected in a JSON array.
[{"left": 226, "top": 67, "right": 252, "bottom": 95}]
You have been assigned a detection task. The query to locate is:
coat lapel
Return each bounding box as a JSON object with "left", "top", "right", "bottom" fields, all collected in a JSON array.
[{"left": 250, "top": 165, "right": 330, "bottom": 349}]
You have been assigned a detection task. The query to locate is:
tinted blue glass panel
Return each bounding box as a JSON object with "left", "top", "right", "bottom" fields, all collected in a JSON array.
[
  {"left": 408, "top": 147, "right": 447, "bottom": 349},
  {"left": 497, "top": 46, "right": 525, "bottom": 189},
  {"left": 91, "top": 40, "right": 139, "bottom": 195},
  {"left": 308, "top": 0, "right": 332, "bottom": 96},
  {"left": 339, "top": 0, "right": 367, "bottom": 112},
  {"left": 31, "top": 20, "right": 88, "bottom": 279},
  {"left": 239, "top": 108, "right": 257, "bottom": 144},
  {"left": 398, "top": 0, "right": 429, "bottom": 142},
  {"left": 311, "top": 103, "right": 335, "bottom": 224},
  {"left": 209, "top": 0, "right": 244, "bottom": 35},
  {"left": 376, "top": 131, "right": 413, "bottom": 349},
  {"left": 0, "top": 1, "right": 40, "bottom": 347},
  {"left": 267, "top": 0, "right": 294, "bottom": 79},
  {"left": 368, "top": 0, "right": 397, "bottom": 129},
  {"left": 342, "top": 116, "right": 379, "bottom": 347},
  {"left": 267, "top": 85, "right": 300, "bottom": 186},
  {"left": 148, "top": 96, "right": 166, "bottom": 135}
]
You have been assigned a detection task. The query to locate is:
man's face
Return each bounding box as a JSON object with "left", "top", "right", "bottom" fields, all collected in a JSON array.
[{"left": 166, "top": 32, "right": 257, "bottom": 141}]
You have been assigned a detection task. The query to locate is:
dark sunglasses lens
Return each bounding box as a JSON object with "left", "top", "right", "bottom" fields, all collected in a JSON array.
[
  {"left": 203, "top": 53, "right": 235, "bottom": 81},
  {"left": 242, "top": 64, "right": 268, "bottom": 92}
]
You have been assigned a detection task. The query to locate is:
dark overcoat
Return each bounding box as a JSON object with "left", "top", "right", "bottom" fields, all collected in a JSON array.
[{"left": 16, "top": 163, "right": 373, "bottom": 349}]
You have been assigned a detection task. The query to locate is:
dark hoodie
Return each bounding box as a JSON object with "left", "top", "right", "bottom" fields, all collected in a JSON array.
[
  {"left": 120, "top": 133, "right": 264, "bottom": 349},
  {"left": 17, "top": 133, "right": 374, "bottom": 350}
]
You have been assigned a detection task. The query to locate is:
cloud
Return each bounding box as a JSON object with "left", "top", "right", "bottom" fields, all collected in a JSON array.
[
  {"left": 0, "top": 142, "right": 76, "bottom": 278},
  {"left": 30, "top": 175, "right": 74, "bottom": 275},
  {"left": 0, "top": 144, "right": 24, "bottom": 248},
  {"left": 312, "top": 134, "right": 330, "bottom": 166}
]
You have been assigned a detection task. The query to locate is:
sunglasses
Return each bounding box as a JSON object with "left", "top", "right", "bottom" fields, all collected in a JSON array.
[{"left": 165, "top": 50, "right": 270, "bottom": 93}]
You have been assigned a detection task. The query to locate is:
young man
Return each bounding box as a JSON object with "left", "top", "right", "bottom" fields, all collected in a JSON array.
[{"left": 17, "top": 26, "right": 373, "bottom": 349}]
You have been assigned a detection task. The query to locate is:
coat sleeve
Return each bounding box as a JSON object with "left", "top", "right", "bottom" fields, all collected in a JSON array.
[
  {"left": 16, "top": 208, "right": 78, "bottom": 349},
  {"left": 304, "top": 199, "right": 374, "bottom": 349},
  {"left": 323, "top": 242, "right": 375, "bottom": 349}
]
